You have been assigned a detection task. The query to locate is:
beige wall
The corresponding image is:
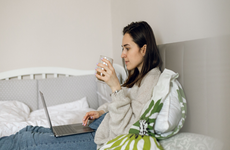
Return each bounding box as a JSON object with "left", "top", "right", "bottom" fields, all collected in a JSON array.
[
  {"left": 1, "top": 0, "right": 230, "bottom": 72},
  {"left": 0, "top": 0, "right": 112, "bottom": 72},
  {"left": 111, "top": 0, "right": 230, "bottom": 65}
]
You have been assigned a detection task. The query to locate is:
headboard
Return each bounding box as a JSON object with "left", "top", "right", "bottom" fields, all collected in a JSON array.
[
  {"left": 0, "top": 64, "right": 127, "bottom": 81},
  {"left": 0, "top": 64, "right": 127, "bottom": 111},
  {"left": 0, "top": 67, "right": 94, "bottom": 80},
  {"left": 158, "top": 35, "right": 230, "bottom": 149}
]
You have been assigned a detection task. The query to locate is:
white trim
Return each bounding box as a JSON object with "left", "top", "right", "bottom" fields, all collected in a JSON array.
[
  {"left": 0, "top": 67, "right": 95, "bottom": 80},
  {"left": 0, "top": 64, "right": 127, "bottom": 81}
]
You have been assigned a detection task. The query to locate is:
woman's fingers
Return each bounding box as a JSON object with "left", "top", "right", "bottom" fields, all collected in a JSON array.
[
  {"left": 101, "top": 58, "right": 113, "bottom": 69},
  {"left": 97, "top": 59, "right": 113, "bottom": 73},
  {"left": 82, "top": 112, "right": 91, "bottom": 125},
  {"left": 96, "top": 59, "right": 115, "bottom": 82},
  {"left": 82, "top": 111, "right": 99, "bottom": 126},
  {"left": 82, "top": 116, "right": 89, "bottom": 126},
  {"left": 96, "top": 67, "right": 109, "bottom": 78},
  {"left": 90, "top": 111, "right": 99, "bottom": 119},
  {"left": 82, "top": 113, "right": 88, "bottom": 122}
]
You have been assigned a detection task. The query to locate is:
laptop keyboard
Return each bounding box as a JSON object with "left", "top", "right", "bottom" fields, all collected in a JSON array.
[{"left": 54, "top": 125, "right": 76, "bottom": 134}]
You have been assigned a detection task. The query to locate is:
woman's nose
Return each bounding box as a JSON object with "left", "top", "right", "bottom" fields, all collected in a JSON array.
[{"left": 121, "top": 51, "right": 126, "bottom": 58}]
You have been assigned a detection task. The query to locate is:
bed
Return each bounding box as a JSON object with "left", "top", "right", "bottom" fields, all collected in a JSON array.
[
  {"left": 0, "top": 64, "right": 127, "bottom": 138},
  {"left": 0, "top": 35, "right": 229, "bottom": 150}
]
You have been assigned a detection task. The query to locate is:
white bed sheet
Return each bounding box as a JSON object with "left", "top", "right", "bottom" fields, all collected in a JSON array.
[{"left": 0, "top": 97, "right": 95, "bottom": 138}]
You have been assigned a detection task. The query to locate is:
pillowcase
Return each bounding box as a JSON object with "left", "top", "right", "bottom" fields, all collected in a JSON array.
[
  {"left": 41, "top": 96, "right": 89, "bottom": 111},
  {"left": 154, "top": 80, "right": 183, "bottom": 133},
  {"left": 29, "top": 97, "right": 90, "bottom": 121},
  {"left": 29, "top": 97, "right": 95, "bottom": 123},
  {"left": 159, "top": 132, "right": 223, "bottom": 150},
  {"left": 0, "top": 101, "right": 30, "bottom": 122}
]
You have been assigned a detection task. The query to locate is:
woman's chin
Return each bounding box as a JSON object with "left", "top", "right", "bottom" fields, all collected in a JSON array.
[
  {"left": 126, "top": 66, "right": 131, "bottom": 71},
  {"left": 126, "top": 66, "right": 134, "bottom": 71}
]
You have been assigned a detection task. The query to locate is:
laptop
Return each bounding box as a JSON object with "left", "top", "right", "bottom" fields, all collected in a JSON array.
[{"left": 39, "top": 91, "right": 94, "bottom": 137}]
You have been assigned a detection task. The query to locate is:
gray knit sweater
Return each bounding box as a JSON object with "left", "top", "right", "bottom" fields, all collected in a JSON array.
[{"left": 94, "top": 67, "right": 161, "bottom": 148}]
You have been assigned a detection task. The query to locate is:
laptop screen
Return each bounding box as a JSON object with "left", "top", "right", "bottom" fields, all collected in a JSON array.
[{"left": 39, "top": 91, "right": 54, "bottom": 132}]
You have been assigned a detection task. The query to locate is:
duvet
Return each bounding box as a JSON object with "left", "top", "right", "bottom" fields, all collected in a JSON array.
[{"left": 0, "top": 97, "right": 95, "bottom": 138}]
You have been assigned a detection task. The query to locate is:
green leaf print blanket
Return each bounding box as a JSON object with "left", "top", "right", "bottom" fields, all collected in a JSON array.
[{"left": 99, "top": 69, "right": 187, "bottom": 150}]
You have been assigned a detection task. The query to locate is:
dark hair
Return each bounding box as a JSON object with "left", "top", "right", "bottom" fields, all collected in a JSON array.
[{"left": 122, "top": 21, "right": 162, "bottom": 88}]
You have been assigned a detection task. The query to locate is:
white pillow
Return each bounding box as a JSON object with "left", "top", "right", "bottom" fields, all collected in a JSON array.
[
  {"left": 154, "top": 71, "right": 183, "bottom": 134},
  {"left": 159, "top": 132, "right": 223, "bottom": 150},
  {"left": 29, "top": 97, "right": 90, "bottom": 118},
  {"left": 0, "top": 101, "right": 30, "bottom": 122},
  {"left": 28, "top": 97, "right": 96, "bottom": 125},
  {"left": 42, "top": 96, "right": 89, "bottom": 111}
]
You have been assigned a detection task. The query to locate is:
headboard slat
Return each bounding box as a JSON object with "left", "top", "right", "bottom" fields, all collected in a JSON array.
[
  {"left": 30, "top": 74, "right": 34, "bottom": 79},
  {"left": 54, "top": 74, "right": 58, "bottom": 78},
  {"left": 42, "top": 74, "right": 46, "bottom": 79}
]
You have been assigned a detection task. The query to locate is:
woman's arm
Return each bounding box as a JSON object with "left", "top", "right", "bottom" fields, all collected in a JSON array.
[
  {"left": 96, "top": 102, "right": 109, "bottom": 114},
  {"left": 108, "top": 69, "right": 161, "bottom": 135}
]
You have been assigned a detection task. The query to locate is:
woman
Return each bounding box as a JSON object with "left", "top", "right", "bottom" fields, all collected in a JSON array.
[
  {"left": 0, "top": 21, "right": 162, "bottom": 150},
  {"left": 83, "top": 21, "right": 162, "bottom": 148}
]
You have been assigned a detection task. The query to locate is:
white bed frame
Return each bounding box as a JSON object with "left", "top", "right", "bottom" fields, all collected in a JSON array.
[{"left": 0, "top": 64, "right": 127, "bottom": 81}]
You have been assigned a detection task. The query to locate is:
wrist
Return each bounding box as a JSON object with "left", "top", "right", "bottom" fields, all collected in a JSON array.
[
  {"left": 111, "top": 85, "right": 121, "bottom": 93},
  {"left": 112, "top": 89, "right": 121, "bottom": 96},
  {"left": 98, "top": 110, "right": 105, "bottom": 117}
]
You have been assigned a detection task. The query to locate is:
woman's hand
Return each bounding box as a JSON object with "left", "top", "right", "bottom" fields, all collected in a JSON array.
[
  {"left": 95, "top": 58, "right": 121, "bottom": 92},
  {"left": 82, "top": 110, "right": 105, "bottom": 126}
]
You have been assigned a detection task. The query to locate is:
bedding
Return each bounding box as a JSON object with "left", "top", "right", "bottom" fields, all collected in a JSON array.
[
  {"left": 0, "top": 97, "right": 95, "bottom": 138},
  {"left": 154, "top": 82, "right": 182, "bottom": 134},
  {"left": 159, "top": 132, "right": 223, "bottom": 150}
]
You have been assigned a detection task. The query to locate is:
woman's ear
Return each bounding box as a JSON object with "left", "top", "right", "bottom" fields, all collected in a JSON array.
[{"left": 141, "top": 44, "right": 147, "bottom": 56}]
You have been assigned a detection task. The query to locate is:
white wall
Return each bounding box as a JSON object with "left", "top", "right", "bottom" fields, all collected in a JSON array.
[
  {"left": 111, "top": 0, "right": 230, "bottom": 65},
  {"left": 0, "top": 0, "right": 112, "bottom": 72},
  {"left": 1, "top": 0, "right": 230, "bottom": 72}
]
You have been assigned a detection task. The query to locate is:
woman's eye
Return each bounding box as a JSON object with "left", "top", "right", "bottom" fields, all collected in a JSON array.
[{"left": 122, "top": 47, "right": 130, "bottom": 51}]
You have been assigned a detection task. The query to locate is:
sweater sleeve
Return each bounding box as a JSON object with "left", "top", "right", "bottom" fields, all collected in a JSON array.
[
  {"left": 97, "top": 102, "right": 109, "bottom": 113},
  {"left": 107, "top": 69, "right": 161, "bottom": 136},
  {"left": 96, "top": 84, "right": 129, "bottom": 113}
]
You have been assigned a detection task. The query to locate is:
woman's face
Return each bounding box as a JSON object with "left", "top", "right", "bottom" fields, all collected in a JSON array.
[{"left": 121, "top": 33, "right": 146, "bottom": 72}]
